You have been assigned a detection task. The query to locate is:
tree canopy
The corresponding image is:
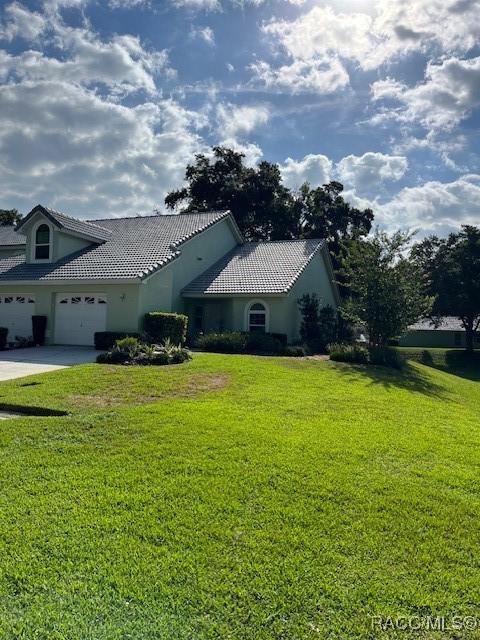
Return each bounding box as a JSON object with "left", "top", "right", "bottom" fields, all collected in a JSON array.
[
  {"left": 413, "top": 225, "right": 480, "bottom": 352},
  {"left": 0, "top": 208, "right": 22, "bottom": 226},
  {"left": 343, "top": 230, "right": 433, "bottom": 347},
  {"left": 165, "top": 147, "right": 374, "bottom": 246}
]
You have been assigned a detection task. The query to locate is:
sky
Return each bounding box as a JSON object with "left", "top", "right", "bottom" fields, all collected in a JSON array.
[{"left": 0, "top": 0, "right": 479, "bottom": 236}]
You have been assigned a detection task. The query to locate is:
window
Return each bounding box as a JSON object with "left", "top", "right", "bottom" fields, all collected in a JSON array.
[
  {"left": 247, "top": 302, "right": 267, "bottom": 333},
  {"left": 34, "top": 223, "right": 50, "bottom": 260}
]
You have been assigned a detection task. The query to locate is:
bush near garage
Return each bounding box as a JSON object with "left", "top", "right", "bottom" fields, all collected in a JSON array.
[
  {"left": 97, "top": 337, "right": 191, "bottom": 366},
  {"left": 143, "top": 312, "right": 188, "bottom": 345},
  {"left": 94, "top": 331, "right": 140, "bottom": 351}
]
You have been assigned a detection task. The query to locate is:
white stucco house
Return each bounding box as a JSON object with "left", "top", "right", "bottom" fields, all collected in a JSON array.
[{"left": 0, "top": 204, "right": 339, "bottom": 346}]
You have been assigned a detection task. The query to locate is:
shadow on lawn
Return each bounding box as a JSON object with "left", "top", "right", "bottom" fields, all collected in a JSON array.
[
  {"left": 410, "top": 350, "right": 480, "bottom": 383},
  {"left": 335, "top": 361, "right": 449, "bottom": 399}
]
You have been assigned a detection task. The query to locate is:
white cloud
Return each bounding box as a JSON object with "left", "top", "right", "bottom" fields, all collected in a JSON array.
[
  {"left": 0, "top": 18, "right": 173, "bottom": 95},
  {"left": 337, "top": 152, "right": 408, "bottom": 190},
  {"left": 371, "top": 57, "right": 480, "bottom": 130},
  {"left": 216, "top": 102, "right": 269, "bottom": 137},
  {"left": 251, "top": 57, "right": 349, "bottom": 94},
  {"left": 190, "top": 25, "right": 215, "bottom": 46},
  {"left": 261, "top": 0, "right": 480, "bottom": 74},
  {"left": 376, "top": 174, "right": 480, "bottom": 233},
  {"left": 0, "top": 2, "right": 47, "bottom": 41},
  {"left": 280, "top": 154, "right": 332, "bottom": 189},
  {"left": 0, "top": 79, "right": 205, "bottom": 216}
]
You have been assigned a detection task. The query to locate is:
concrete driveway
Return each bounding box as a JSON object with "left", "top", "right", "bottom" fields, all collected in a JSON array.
[{"left": 0, "top": 346, "right": 98, "bottom": 381}]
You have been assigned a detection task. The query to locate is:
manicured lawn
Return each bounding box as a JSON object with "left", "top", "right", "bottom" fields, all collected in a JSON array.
[{"left": 0, "top": 353, "right": 479, "bottom": 639}]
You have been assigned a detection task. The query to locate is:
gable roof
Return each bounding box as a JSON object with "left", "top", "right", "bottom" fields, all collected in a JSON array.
[
  {"left": 0, "top": 210, "right": 235, "bottom": 282},
  {"left": 16, "top": 205, "right": 112, "bottom": 243},
  {"left": 408, "top": 317, "right": 466, "bottom": 332},
  {"left": 0, "top": 226, "right": 26, "bottom": 247},
  {"left": 182, "top": 239, "right": 325, "bottom": 296}
]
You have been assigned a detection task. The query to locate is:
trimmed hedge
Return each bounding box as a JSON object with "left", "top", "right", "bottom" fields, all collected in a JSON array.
[
  {"left": 196, "top": 331, "right": 290, "bottom": 356},
  {"left": 143, "top": 312, "right": 188, "bottom": 345},
  {"left": 94, "top": 331, "right": 139, "bottom": 351},
  {"left": 0, "top": 327, "right": 8, "bottom": 350}
]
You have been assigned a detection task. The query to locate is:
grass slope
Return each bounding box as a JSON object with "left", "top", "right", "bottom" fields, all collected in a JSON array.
[{"left": 0, "top": 354, "right": 479, "bottom": 639}]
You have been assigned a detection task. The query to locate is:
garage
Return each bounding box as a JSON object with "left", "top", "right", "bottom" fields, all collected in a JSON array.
[
  {"left": 54, "top": 293, "right": 107, "bottom": 346},
  {"left": 0, "top": 294, "right": 36, "bottom": 342}
]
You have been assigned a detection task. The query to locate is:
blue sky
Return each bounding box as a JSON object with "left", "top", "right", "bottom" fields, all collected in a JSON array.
[{"left": 0, "top": 0, "right": 479, "bottom": 235}]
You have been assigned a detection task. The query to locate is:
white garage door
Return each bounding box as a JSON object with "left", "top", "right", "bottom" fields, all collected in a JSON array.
[
  {"left": 55, "top": 293, "right": 107, "bottom": 346},
  {"left": 0, "top": 294, "right": 35, "bottom": 341}
]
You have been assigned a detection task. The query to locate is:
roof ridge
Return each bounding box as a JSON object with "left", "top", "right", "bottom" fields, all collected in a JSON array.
[
  {"left": 91, "top": 210, "right": 230, "bottom": 223},
  {"left": 244, "top": 238, "right": 324, "bottom": 245},
  {"left": 45, "top": 207, "right": 112, "bottom": 233}
]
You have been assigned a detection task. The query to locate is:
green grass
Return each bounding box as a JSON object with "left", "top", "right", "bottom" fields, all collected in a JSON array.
[{"left": 0, "top": 353, "right": 480, "bottom": 639}]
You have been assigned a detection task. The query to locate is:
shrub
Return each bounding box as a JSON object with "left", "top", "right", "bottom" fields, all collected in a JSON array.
[
  {"left": 284, "top": 345, "right": 306, "bottom": 357},
  {"left": 245, "top": 332, "right": 283, "bottom": 354},
  {"left": 96, "top": 338, "right": 191, "bottom": 366},
  {"left": 328, "top": 342, "right": 369, "bottom": 364},
  {"left": 96, "top": 350, "right": 129, "bottom": 364},
  {"left": 0, "top": 327, "right": 8, "bottom": 350},
  {"left": 115, "top": 336, "right": 141, "bottom": 359},
  {"left": 368, "top": 346, "right": 404, "bottom": 369},
  {"left": 94, "top": 331, "right": 139, "bottom": 350},
  {"left": 143, "top": 312, "right": 188, "bottom": 345},
  {"left": 196, "top": 332, "right": 248, "bottom": 354},
  {"left": 268, "top": 332, "right": 288, "bottom": 346},
  {"left": 298, "top": 293, "right": 320, "bottom": 345}
]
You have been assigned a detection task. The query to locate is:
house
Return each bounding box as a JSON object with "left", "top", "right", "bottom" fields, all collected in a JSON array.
[
  {"left": 0, "top": 204, "right": 339, "bottom": 346},
  {"left": 399, "top": 317, "right": 479, "bottom": 348}
]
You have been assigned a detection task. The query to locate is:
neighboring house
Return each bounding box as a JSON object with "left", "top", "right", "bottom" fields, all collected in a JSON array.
[
  {"left": 0, "top": 204, "right": 339, "bottom": 346},
  {"left": 0, "top": 226, "right": 26, "bottom": 258},
  {"left": 399, "top": 317, "right": 480, "bottom": 348}
]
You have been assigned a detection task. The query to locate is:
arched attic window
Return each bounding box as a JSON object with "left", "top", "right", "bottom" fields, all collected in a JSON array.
[{"left": 35, "top": 223, "right": 51, "bottom": 260}]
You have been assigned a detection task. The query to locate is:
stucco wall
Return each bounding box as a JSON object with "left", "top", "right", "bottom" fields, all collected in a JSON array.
[
  {"left": 0, "top": 282, "right": 140, "bottom": 343},
  {"left": 139, "top": 216, "right": 239, "bottom": 330}
]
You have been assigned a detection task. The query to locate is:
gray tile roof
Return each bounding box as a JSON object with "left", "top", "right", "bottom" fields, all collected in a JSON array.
[
  {"left": 408, "top": 317, "right": 465, "bottom": 331},
  {"left": 183, "top": 239, "right": 325, "bottom": 296},
  {"left": 0, "top": 226, "right": 26, "bottom": 246},
  {"left": 17, "top": 205, "right": 112, "bottom": 242},
  {"left": 0, "top": 211, "right": 231, "bottom": 282}
]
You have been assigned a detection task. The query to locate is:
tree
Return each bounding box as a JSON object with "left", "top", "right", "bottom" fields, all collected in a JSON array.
[
  {"left": 297, "top": 295, "right": 338, "bottom": 352},
  {"left": 0, "top": 208, "right": 22, "bottom": 226},
  {"left": 343, "top": 230, "right": 433, "bottom": 347},
  {"left": 165, "top": 146, "right": 374, "bottom": 248},
  {"left": 413, "top": 226, "right": 480, "bottom": 352}
]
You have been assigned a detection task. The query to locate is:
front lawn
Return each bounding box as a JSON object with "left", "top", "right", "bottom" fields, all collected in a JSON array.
[{"left": 0, "top": 353, "right": 479, "bottom": 639}]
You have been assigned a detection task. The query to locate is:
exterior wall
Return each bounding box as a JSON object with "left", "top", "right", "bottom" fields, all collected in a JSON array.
[
  {"left": 0, "top": 282, "right": 140, "bottom": 344},
  {"left": 139, "top": 217, "right": 239, "bottom": 329},
  {"left": 399, "top": 330, "right": 466, "bottom": 348},
  {"left": 54, "top": 232, "right": 92, "bottom": 261}
]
